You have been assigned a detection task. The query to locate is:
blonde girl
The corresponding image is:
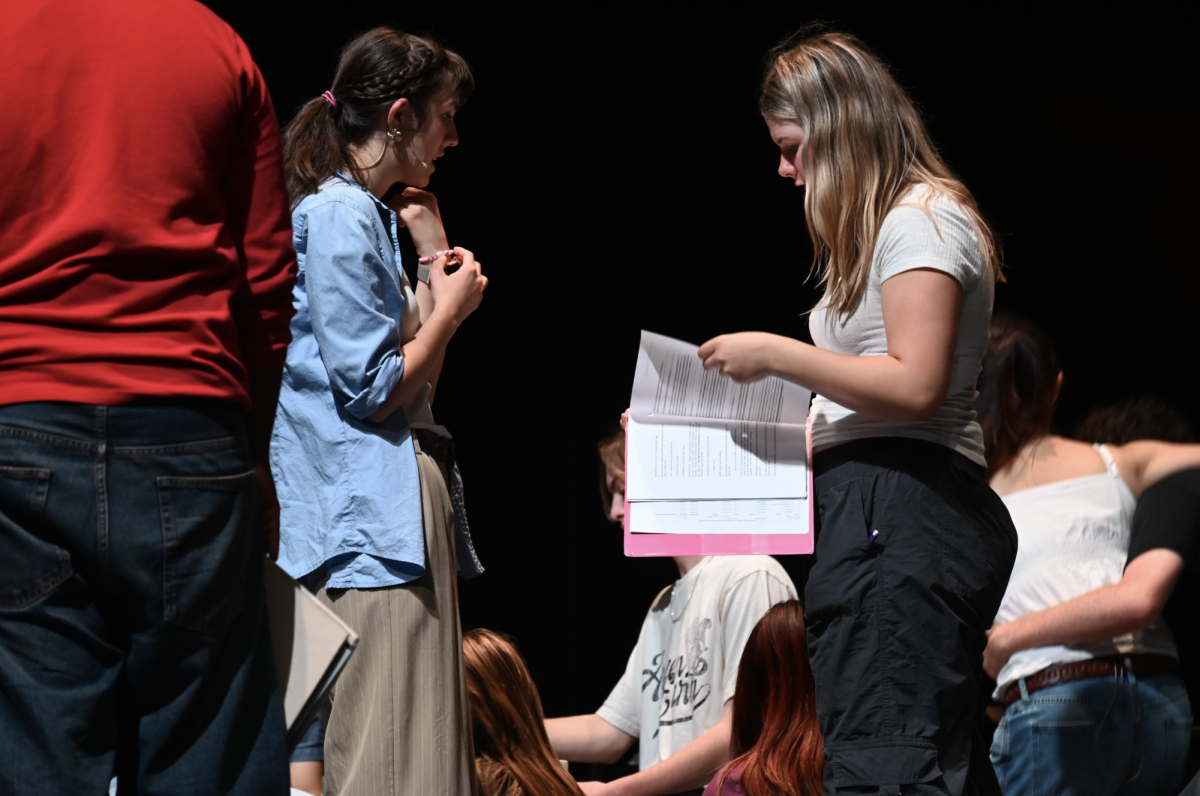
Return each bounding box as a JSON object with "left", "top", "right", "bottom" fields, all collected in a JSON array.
[{"left": 698, "top": 28, "right": 1017, "bottom": 795}]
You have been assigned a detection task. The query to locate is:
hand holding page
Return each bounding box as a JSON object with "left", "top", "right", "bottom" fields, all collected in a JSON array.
[
  {"left": 630, "top": 331, "right": 809, "bottom": 424},
  {"left": 624, "top": 331, "right": 814, "bottom": 554},
  {"left": 626, "top": 331, "right": 810, "bottom": 503}
]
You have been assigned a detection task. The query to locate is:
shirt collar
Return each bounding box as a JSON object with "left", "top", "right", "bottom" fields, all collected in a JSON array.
[{"left": 330, "top": 171, "right": 391, "bottom": 209}]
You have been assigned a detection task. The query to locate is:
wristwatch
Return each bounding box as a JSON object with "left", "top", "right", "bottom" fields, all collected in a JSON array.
[{"left": 417, "top": 263, "right": 432, "bottom": 284}]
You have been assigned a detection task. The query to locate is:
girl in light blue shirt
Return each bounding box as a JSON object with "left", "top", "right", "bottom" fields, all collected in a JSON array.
[{"left": 273, "top": 27, "right": 486, "bottom": 796}]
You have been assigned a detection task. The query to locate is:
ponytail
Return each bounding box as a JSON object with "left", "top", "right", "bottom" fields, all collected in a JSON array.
[
  {"left": 976, "top": 313, "right": 1060, "bottom": 476},
  {"left": 282, "top": 27, "right": 473, "bottom": 209},
  {"left": 284, "top": 97, "right": 345, "bottom": 210}
]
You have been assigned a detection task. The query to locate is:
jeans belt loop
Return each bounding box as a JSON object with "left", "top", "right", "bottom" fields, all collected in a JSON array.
[{"left": 1018, "top": 677, "right": 1030, "bottom": 701}]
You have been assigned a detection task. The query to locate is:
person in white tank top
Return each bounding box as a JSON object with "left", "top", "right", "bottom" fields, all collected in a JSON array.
[{"left": 978, "top": 314, "right": 1200, "bottom": 795}]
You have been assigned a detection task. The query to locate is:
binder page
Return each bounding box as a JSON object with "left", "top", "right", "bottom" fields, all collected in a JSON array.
[
  {"left": 625, "top": 414, "right": 807, "bottom": 501},
  {"left": 630, "top": 330, "right": 810, "bottom": 425},
  {"left": 629, "top": 499, "right": 807, "bottom": 534}
]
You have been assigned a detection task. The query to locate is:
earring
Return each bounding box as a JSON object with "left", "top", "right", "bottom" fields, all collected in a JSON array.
[{"left": 387, "top": 128, "right": 428, "bottom": 168}]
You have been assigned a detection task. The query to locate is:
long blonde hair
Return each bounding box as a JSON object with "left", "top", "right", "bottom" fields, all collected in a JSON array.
[{"left": 760, "top": 27, "right": 1002, "bottom": 317}]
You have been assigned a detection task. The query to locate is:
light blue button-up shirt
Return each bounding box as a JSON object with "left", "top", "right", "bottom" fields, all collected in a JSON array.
[{"left": 271, "top": 177, "right": 426, "bottom": 589}]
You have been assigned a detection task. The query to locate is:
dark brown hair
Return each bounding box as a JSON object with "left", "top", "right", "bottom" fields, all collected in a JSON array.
[
  {"left": 462, "top": 629, "right": 582, "bottom": 796},
  {"left": 597, "top": 425, "right": 624, "bottom": 520},
  {"left": 282, "top": 27, "right": 473, "bottom": 209},
  {"left": 713, "top": 600, "right": 823, "bottom": 796},
  {"left": 1073, "top": 396, "right": 1195, "bottom": 446},
  {"left": 976, "top": 313, "right": 1060, "bottom": 476}
]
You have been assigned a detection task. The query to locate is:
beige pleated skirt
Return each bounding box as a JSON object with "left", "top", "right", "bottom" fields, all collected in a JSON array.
[{"left": 319, "top": 449, "right": 476, "bottom": 796}]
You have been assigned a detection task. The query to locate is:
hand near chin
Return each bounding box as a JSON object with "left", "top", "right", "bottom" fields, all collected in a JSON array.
[
  {"left": 387, "top": 187, "right": 447, "bottom": 254},
  {"left": 698, "top": 332, "right": 777, "bottom": 383}
]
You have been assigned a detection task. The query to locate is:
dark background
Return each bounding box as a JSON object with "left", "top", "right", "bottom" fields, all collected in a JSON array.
[{"left": 203, "top": 0, "right": 1199, "bottom": 722}]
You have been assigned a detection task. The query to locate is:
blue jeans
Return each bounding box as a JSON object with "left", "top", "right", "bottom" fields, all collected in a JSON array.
[
  {"left": 990, "top": 670, "right": 1192, "bottom": 796},
  {"left": 0, "top": 401, "right": 288, "bottom": 794}
]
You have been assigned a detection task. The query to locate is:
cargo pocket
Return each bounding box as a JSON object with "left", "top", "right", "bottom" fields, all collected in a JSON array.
[
  {"left": 938, "top": 468, "right": 1014, "bottom": 610},
  {"left": 809, "top": 478, "right": 879, "bottom": 619},
  {"left": 0, "top": 467, "right": 72, "bottom": 609},
  {"left": 159, "top": 470, "right": 256, "bottom": 634},
  {"left": 828, "top": 738, "right": 942, "bottom": 791}
]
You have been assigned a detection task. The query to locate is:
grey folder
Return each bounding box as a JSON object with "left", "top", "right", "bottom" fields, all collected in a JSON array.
[{"left": 263, "top": 560, "right": 359, "bottom": 751}]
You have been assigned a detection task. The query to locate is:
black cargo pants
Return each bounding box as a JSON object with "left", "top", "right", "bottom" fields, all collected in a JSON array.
[{"left": 806, "top": 438, "right": 1017, "bottom": 795}]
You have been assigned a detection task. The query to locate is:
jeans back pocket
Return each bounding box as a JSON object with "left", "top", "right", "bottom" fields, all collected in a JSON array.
[
  {"left": 158, "top": 471, "right": 257, "bottom": 634},
  {"left": 0, "top": 467, "right": 72, "bottom": 609}
]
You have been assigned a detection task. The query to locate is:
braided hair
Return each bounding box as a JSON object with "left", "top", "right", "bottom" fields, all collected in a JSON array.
[{"left": 283, "top": 27, "right": 473, "bottom": 209}]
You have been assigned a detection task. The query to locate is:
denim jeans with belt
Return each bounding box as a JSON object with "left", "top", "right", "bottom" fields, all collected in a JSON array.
[
  {"left": 990, "top": 670, "right": 1192, "bottom": 795},
  {"left": 0, "top": 401, "right": 288, "bottom": 794}
]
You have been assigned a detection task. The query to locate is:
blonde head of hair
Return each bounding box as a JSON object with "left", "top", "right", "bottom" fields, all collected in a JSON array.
[{"left": 760, "top": 26, "right": 1003, "bottom": 318}]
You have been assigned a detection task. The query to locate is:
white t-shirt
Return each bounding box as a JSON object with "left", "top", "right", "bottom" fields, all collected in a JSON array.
[
  {"left": 991, "top": 444, "right": 1178, "bottom": 698},
  {"left": 808, "top": 185, "right": 993, "bottom": 467},
  {"left": 596, "top": 556, "right": 796, "bottom": 770}
]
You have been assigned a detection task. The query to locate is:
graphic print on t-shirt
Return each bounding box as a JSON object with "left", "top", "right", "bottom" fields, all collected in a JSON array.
[{"left": 642, "top": 617, "right": 712, "bottom": 737}]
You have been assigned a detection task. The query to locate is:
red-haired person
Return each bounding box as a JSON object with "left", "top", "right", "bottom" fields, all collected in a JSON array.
[
  {"left": 546, "top": 429, "right": 798, "bottom": 796},
  {"left": 464, "top": 629, "right": 584, "bottom": 796},
  {"left": 704, "top": 601, "right": 823, "bottom": 796},
  {"left": 978, "top": 315, "right": 1200, "bottom": 794}
]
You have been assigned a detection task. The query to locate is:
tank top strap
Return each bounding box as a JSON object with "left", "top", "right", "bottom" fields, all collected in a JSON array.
[{"left": 1093, "top": 443, "right": 1121, "bottom": 478}]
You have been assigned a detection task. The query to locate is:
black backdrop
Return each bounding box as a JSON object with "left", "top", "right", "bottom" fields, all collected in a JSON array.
[{"left": 201, "top": 0, "right": 1199, "bottom": 720}]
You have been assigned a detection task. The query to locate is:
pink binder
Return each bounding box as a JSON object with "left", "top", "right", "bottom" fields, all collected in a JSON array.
[{"left": 623, "top": 413, "right": 815, "bottom": 556}]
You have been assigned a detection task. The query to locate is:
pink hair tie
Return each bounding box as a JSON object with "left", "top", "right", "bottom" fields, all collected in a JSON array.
[{"left": 321, "top": 90, "right": 338, "bottom": 108}]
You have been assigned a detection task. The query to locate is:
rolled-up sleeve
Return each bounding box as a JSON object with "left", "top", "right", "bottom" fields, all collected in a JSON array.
[{"left": 302, "top": 199, "right": 405, "bottom": 419}]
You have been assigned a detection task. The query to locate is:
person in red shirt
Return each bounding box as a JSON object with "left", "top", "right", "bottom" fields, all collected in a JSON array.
[{"left": 0, "top": 0, "right": 297, "bottom": 792}]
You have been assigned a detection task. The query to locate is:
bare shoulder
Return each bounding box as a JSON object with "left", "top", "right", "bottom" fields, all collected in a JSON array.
[
  {"left": 1045, "top": 436, "right": 1109, "bottom": 467},
  {"left": 989, "top": 435, "right": 1106, "bottom": 496},
  {"left": 1110, "top": 439, "right": 1167, "bottom": 469},
  {"left": 1111, "top": 440, "right": 1200, "bottom": 498}
]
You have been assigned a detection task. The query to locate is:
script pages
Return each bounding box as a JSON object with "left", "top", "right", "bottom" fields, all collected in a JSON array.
[{"left": 625, "top": 331, "right": 812, "bottom": 537}]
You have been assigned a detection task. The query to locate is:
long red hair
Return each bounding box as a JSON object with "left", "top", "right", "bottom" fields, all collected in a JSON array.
[
  {"left": 463, "top": 629, "right": 583, "bottom": 796},
  {"left": 714, "top": 600, "right": 824, "bottom": 796}
]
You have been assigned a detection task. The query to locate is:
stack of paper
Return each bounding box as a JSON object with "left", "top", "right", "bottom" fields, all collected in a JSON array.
[{"left": 625, "top": 331, "right": 812, "bottom": 537}]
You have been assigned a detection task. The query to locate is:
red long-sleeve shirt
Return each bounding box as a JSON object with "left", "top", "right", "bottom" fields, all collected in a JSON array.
[{"left": 0, "top": 0, "right": 297, "bottom": 407}]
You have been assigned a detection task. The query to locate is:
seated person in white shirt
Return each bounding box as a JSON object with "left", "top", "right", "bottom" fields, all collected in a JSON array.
[{"left": 546, "top": 428, "right": 798, "bottom": 796}]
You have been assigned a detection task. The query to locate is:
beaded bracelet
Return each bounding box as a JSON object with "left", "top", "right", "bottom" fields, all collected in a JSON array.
[{"left": 416, "top": 249, "right": 461, "bottom": 283}]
